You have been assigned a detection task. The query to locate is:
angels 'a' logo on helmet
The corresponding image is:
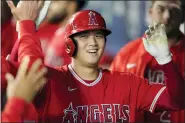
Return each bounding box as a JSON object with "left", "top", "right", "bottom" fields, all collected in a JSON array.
[{"left": 88, "top": 11, "right": 99, "bottom": 26}]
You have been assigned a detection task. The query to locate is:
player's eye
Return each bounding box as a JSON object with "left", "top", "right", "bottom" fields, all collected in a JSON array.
[
  {"left": 79, "top": 34, "right": 88, "bottom": 39},
  {"left": 157, "top": 6, "right": 165, "bottom": 13},
  {"left": 95, "top": 32, "right": 104, "bottom": 39},
  {"left": 95, "top": 34, "right": 104, "bottom": 38}
]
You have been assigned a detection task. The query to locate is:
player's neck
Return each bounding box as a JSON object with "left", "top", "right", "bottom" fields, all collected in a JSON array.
[{"left": 70, "top": 61, "right": 99, "bottom": 81}]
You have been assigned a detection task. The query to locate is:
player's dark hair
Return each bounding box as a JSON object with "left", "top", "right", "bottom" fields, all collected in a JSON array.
[
  {"left": 76, "top": 0, "right": 87, "bottom": 11},
  {"left": 70, "top": 37, "right": 78, "bottom": 57}
]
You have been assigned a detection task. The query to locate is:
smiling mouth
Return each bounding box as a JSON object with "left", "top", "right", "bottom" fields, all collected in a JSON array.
[{"left": 86, "top": 49, "right": 98, "bottom": 54}]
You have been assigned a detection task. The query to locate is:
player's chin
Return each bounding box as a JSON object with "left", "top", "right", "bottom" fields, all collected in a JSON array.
[
  {"left": 86, "top": 58, "right": 100, "bottom": 66},
  {"left": 88, "top": 59, "right": 99, "bottom": 64},
  {"left": 86, "top": 61, "right": 99, "bottom": 68}
]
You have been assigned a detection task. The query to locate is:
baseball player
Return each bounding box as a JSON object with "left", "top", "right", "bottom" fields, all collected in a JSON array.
[
  {"left": 111, "top": 0, "right": 185, "bottom": 122},
  {"left": 6, "top": 1, "right": 185, "bottom": 122}
]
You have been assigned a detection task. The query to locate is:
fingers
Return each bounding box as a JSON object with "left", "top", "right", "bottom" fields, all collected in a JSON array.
[
  {"left": 160, "top": 24, "right": 166, "bottom": 33},
  {"left": 27, "top": 59, "right": 42, "bottom": 78},
  {"left": 6, "top": 0, "right": 16, "bottom": 10},
  {"left": 34, "top": 67, "right": 48, "bottom": 82},
  {"left": 142, "top": 37, "right": 149, "bottom": 49},
  {"left": 153, "top": 22, "right": 160, "bottom": 29},
  {"left": 5, "top": 73, "right": 15, "bottom": 84},
  {"left": 6, "top": 54, "right": 11, "bottom": 61},
  {"left": 16, "top": 56, "right": 30, "bottom": 80},
  {"left": 35, "top": 77, "right": 47, "bottom": 91},
  {"left": 38, "top": 0, "right": 45, "bottom": 9},
  {"left": 27, "top": 58, "right": 47, "bottom": 83},
  {"left": 145, "top": 22, "right": 164, "bottom": 40},
  {"left": 149, "top": 25, "right": 154, "bottom": 33},
  {"left": 145, "top": 30, "right": 151, "bottom": 39}
]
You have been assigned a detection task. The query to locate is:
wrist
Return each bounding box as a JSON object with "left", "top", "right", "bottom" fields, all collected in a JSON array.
[
  {"left": 17, "top": 20, "right": 36, "bottom": 37},
  {"left": 4, "top": 97, "right": 30, "bottom": 115},
  {"left": 155, "top": 52, "right": 172, "bottom": 65}
]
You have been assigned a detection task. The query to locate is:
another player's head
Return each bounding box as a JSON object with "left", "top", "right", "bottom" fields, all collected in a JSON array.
[
  {"left": 46, "top": 0, "right": 87, "bottom": 24},
  {"left": 64, "top": 10, "right": 111, "bottom": 67},
  {"left": 149, "top": 0, "right": 184, "bottom": 38}
]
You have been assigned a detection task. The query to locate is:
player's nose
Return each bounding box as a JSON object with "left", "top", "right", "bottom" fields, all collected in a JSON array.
[{"left": 162, "top": 10, "right": 170, "bottom": 24}]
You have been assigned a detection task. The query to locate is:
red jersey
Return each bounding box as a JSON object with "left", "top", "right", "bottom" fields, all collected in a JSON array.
[
  {"left": 34, "top": 65, "right": 165, "bottom": 122},
  {"left": 2, "top": 97, "right": 37, "bottom": 122},
  {"left": 111, "top": 34, "right": 185, "bottom": 123}
]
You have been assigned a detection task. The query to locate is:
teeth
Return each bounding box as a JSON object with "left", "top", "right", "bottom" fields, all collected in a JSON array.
[{"left": 87, "top": 49, "right": 98, "bottom": 53}]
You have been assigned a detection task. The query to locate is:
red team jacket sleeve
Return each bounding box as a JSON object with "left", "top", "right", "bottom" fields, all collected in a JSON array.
[
  {"left": 18, "top": 20, "right": 44, "bottom": 63},
  {"left": 156, "top": 61, "right": 185, "bottom": 110},
  {"left": 1, "top": 56, "right": 10, "bottom": 92},
  {"left": 131, "top": 73, "right": 166, "bottom": 113},
  {"left": 135, "top": 61, "right": 185, "bottom": 113},
  {"left": 1, "top": 56, "right": 19, "bottom": 92},
  {"left": 2, "top": 97, "right": 37, "bottom": 122}
]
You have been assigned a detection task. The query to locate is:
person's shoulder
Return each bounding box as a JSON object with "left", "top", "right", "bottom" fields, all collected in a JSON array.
[
  {"left": 103, "top": 69, "right": 134, "bottom": 78},
  {"left": 102, "top": 69, "right": 138, "bottom": 88}
]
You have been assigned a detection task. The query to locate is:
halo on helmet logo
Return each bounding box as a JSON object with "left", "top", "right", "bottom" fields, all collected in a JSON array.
[{"left": 88, "top": 11, "right": 99, "bottom": 26}]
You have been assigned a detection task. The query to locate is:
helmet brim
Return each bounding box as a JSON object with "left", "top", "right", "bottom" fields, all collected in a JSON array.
[{"left": 70, "top": 27, "right": 112, "bottom": 37}]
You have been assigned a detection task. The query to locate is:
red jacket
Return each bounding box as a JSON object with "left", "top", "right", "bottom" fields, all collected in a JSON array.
[
  {"left": 2, "top": 97, "right": 37, "bottom": 122},
  {"left": 110, "top": 35, "right": 185, "bottom": 123},
  {"left": 1, "top": 56, "right": 18, "bottom": 93}
]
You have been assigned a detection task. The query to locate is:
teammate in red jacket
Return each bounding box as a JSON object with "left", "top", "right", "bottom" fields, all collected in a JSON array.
[
  {"left": 7, "top": 1, "right": 185, "bottom": 122},
  {"left": 2, "top": 57, "right": 47, "bottom": 122},
  {"left": 111, "top": 0, "right": 185, "bottom": 122}
]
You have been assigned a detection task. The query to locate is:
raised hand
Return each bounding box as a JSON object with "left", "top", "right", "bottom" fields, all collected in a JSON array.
[
  {"left": 5, "top": 56, "right": 47, "bottom": 103},
  {"left": 6, "top": 0, "right": 43, "bottom": 22},
  {"left": 142, "top": 23, "right": 172, "bottom": 65}
]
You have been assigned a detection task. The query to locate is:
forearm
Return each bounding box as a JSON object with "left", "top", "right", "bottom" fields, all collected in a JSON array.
[
  {"left": 2, "top": 97, "right": 37, "bottom": 122},
  {"left": 1, "top": 57, "right": 18, "bottom": 92},
  {"left": 18, "top": 20, "right": 44, "bottom": 63},
  {"left": 157, "top": 61, "right": 185, "bottom": 110},
  {"left": 10, "top": 39, "right": 19, "bottom": 62}
]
